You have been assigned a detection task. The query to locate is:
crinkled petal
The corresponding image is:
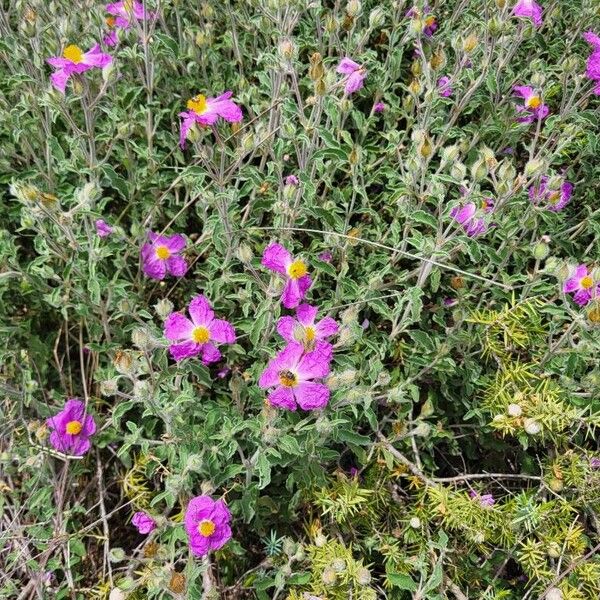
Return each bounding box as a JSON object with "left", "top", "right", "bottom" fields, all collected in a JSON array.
[
  {"left": 315, "top": 316, "right": 339, "bottom": 339},
  {"left": 164, "top": 313, "right": 195, "bottom": 341},
  {"left": 179, "top": 113, "right": 195, "bottom": 149},
  {"left": 276, "top": 316, "right": 296, "bottom": 342},
  {"left": 563, "top": 277, "right": 580, "bottom": 293},
  {"left": 208, "top": 319, "right": 236, "bottom": 344},
  {"left": 81, "top": 414, "right": 96, "bottom": 437},
  {"left": 189, "top": 295, "right": 214, "bottom": 327},
  {"left": 166, "top": 255, "right": 188, "bottom": 277},
  {"left": 295, "top": 304, "right": 318, "bottom": 327},
  {"left": 208, "top": 524, "right": 232, "bottom": 550},
  {"left": 336, "top": 57, "right": 361, "bottom": 75},
  {"left": 513, "top": 85, "right": 534, "bottom": 100},
  {"left": 201, "top": 343, "right": 221, "bottom": 364},
  {"left": 169, "top": 341, "right": 201, "bottom": 361},
  {"left": 345, "top": 70, "right": 366, "bottom": 94},
  {"left": 210, "top": 500, "right": 231, "bottom": 526},
  {"left": 268, "top": 386, "right": 297, "bottom": 410},
  {"left": 142, "top": 253, "right": 167, "bottom": 280},
  {"left": 262, "top": 243, "right": 292, "bottom": 274},
  {"left": 82, "top": 45, "right": 112, "bottom": 68},
  {"left": 295, "top": 382, "right": 330, "bottom": 410},
  {"left": 164, "top": 234, "right": 187, "bottom": 253},
  {"left": 258, "top": 363, "right": 281, "bottom": 388},
  {"left": 297, "top": 346, "right": 332, "bottom": 380},
  {"left": 50, "top": 69, "right": 71, "bottom": 94}
]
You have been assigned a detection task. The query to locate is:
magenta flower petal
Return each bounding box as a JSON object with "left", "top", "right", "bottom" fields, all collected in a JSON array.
[
  {"left": 315, "top": 316, "right": 339, "bottom": 338},
  {"left": 179, "top": 113, "right": 195, "bottom": 149},
  {"left": 95, "top": 219, "right": 113, "bottom": 238},
  {"left": 258, "top": 364, "right": 281, "bottom": 388},
  {"left": 208, "top": 319, "right": 236, "bottom": 344},
  {"left": 82, "top": 45, "right": 112, "bottom": 68},
  {"left": 210, "top": 91, "right": 243, "bottom": 122},
  {"left": 513, "top": 0, "right": 543, "bottom": 27},
  {"left": 276, "top": 316, "right": 297, "bottom": 342},
  {"left": 563, "top": 277, "right": 580, "bottom": 293},
  {"left": 268, "top": 386, "right": 297, "bottom": 410},
  {"left": 513, "top": 85, "right": 534, "bottom": 99},
  {"left": 336, "top": 57, "right": 361, "bottom": 75},
  {"left": 345, "top": 70, "right": 367, "bottom": 94},
  {"left": 281, "top": 278, "right": 303, "bottom": 309},
  {"left": 132, "top": 511, "right": 156, "bottom": 534},
  {"left": 297, "top": 347, "right": 331, "bottom": 380},
  {"left": 142, "top": 253, "right": 167, "bottom": 280},
  {"left": 164, "top": 313, "right": 195, "bottom": 340},
  {"left": 584, "top": 31, "right": 600, "bottom": 49},
  {"left": 201, "top": 343, "right": 221, "bottom": 364},
  {"left": 169, "top": 341, "right": 201, "bottom": 361},
  {"left": 261, "top": 243, "right": 292, "bottom": 274},
  {"left": 166, "top": 255, "right": 188, "bottom": 277},
  {"left": 296, "top": 304, "right": 318, "bottom": 326},
  {"left": 50, "top": 70, "right": 71, "bottom": 94},
  {"left": 295, "top": 382, "right": 329, "bottom": 410},
  {"left": 163, "top": 234, "right": 187, "bottom": 253},
  {"left": 189, "top": 295, "right": 214, "bottom": 327}
]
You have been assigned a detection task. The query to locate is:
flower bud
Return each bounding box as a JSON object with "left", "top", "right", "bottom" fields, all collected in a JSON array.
[
  {"left": 463, "top": 33, "right": 478, "bottom": 53},
  {"left": 100, "top": 377, "right": 119, "bottom": 396},
  {"left": 545, "top": 588, "right": 563, "bottom": 600},
  {"left": 546, "top": 542, "right": 561, "bottom": 558},
  {"left": 525, "top": 159, "right": 544, "bottom": 177},
  {"left": 533, "top": 241, "right": 550, "bottom": 260},
  {"left": 430, "top": 49, "right": 446, "bottom": 70},
  {"left": 471, "top": 158, "right": 488, "bottom": 181},
  {"left": 369, "top": 7, "right": 385, "bottom": 28},
  {"left": 409, "top": 517, "right": 421, "bottom": 529},
  {"left": 309, "top": 52, "right": 324, "bottom": 81},
  {"left": 548, "top": 477, "right": 564, "bottom": 492},
  {"left": 283, "top": 537, "right": 297, "bottom": 556},
  {"left": 322, "top": 567, "right": 337, "bottom": 586},
  {"left": 169, "top": 572, "right": 186, "bottom": 594},
  {"left": 109, "top": 590, "right": 126, "bottom": 600},
  {"left": 331, "top": 558, "right": 346, "bottom": 572},
  {"left": 236, "top": 242, "right": 253, "bottom": 264},
  {"left": 315, "top": 416, "right": 332, "bottom": 434},
  {"left": 278, "top": 38, "right": 297, "bottom": 61},
  {"left": 346, "top": 0, "right": 362, "bottom": 18},
  {"left": 412, "top": 422, "right": 431, "bottom": 437},
  {"left": 314, "top": 533, "right": 327, "bottom": 547},
  {"left": 441, "top": 145, "right": 459, "bottom": 165},
  {"left": 356, "top": 567, "right": 371, "bottom": 585},
  {"left": 586, "top": 300, "right": 600, "bottom": 324},
  {"left": 131, "top": 328, "right": 150, "bottom": 350},
  {"left": 315, "top": 78, "right": 326, "bottom": 96},
  {"left": 450, "top": 162, "right": 466, "bottom": 180},
  {"left": 507, "top": 403, "right": 523, "bottom": 417},
  {"left": 349, "top": 145, "right": 361, "bottom": 165},
  {"left": 523, "top": 418, "right": 542, "bottom": 435}
]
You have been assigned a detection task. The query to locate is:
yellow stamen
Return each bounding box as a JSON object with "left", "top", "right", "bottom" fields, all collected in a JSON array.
[
  {"left": 63, "top": 44, "right": 84, "bottom": 64},
  {"left": 192, "top": 326, "right": 210, "bottom": 344},
  {"left": 198, "top": 519, "right": 216, "bottom": 537},
  {"left": 305, "top": 326, "right": 316, "bottom": 342},
  {"left": 155, "top": 246, "right": 170, "bottom": 260},
  {"left": 425, "top": 16, "right": 436, "bottom": 26},
  {"left": 187, "top": 94, "right": 208, "bottom": 115},
  {"left": 288, "top": 260, "right": 307, "bottom": 280},
  {"left": 548, "top": 191, "right": 561, "bottom": 204},
  {"left": 279, "top": 370, "right": 298, "bottom": 388},
  {"left": 526, "top": 95, "right": 541, "bottom": 109},
  {"left": 581, "top": 276, "right": 594, "bottom": 290},
  {"left": 66, "top": 420, "right": 83, "bottom": 435},
  {"left": 106, "top": 16, "right": 116, "bottom": 27}
]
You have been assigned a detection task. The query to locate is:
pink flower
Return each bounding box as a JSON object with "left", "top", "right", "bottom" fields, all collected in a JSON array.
[
  {"left": 583, "top": 32, "right": 600, "bottom": 94},
  {"left": 438, "top": 76, "right": 453, "bottom": 97},
  {"left": 373, "top": 101, "right": 385, "bottom": 113},
  {"left": 140, "top": 231, "right": 188, "bottom": 280},
  {"left": 277, "top": 304, "right": 338, "bottom": 351},
  {"left": 105, "top": 1, "right": 155, "bottom": 28},
  {"left": 258, "top": 342, "right": 332, "bottom": 411},
  {"left": 132, "top": 511, "right": 156, "bottom": 534},
  {"left": 513, "top": 85, "right": 549, "bottom": 123},
  {"left": 184, "top": 495, "right": 232, "bottom": 557},
  {"left": 262, "top": 243, "right": 312, "bottom": 309},
  {"left": 95, "top": 219, "right": 113, "bottom": 238},
  {"left": 179, "top": 91, "right": 243, "bottom": 148},
  {"left": 284, "top": 175, "right": 299, "bottom": 186},
  {"left": 407, "top": 7, "right": 438, "bottom": 36},
  {"left": 336, "top": 58, "right": 367, "bottom": 95},
  {"left": 563, "top": 264, "right": 598, "bottom": 306},
  {"left": 47, "top": 44, "right": 112, "bottom": 94},
  {"left": 164, "top": 295, "right": 236, "bottom": 363},
  {"left": 512, "top": 0, "right": 543, "bottom": 28},
  {"left": 46, "top": 398, "right": 96, "bottom": 456},
  {"left": 469, "top": 491, "right": 495, "bottom": 507},
  {"left": 450, "top": 202, "right": 491, "bottom": 237},
  {"left": 529, "top": 177, "right": 573, "bottom": 212},
  {"left": 318, "top": 251, "right": 333, "bottom": 263}
]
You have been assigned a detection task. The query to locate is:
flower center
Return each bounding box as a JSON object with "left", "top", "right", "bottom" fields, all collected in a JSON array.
[
  {"left": 192, "top": 326, "right": 210, "bottom": 344},
  {"left": 425, "top": 16, "right": 436, "bottom": 27},
  {"left": 187, "top": 94, "right": 208, "bottom": 115},
  {"left": 287, "top": 260, "right": 307, "bottom": 280},
  {"left": 305, "top": 326, "right": 316, "bottom": 342},
  {"left": 63, "top": 44, "right": 84, "bottom": 64},
  {"left": 526, "top": 95, "right": 541, "bottom": 109},
  {"left": 279, "top": 370, "right": 298, "bottom": 387},
  {"left": 581, "top": 276, "right": 594, "bottom": 289},
  {"left": 155, "top": 245, "right": 170, "bottom": 260},
  {"left": 106, "top": 16, "right": 116, "bottom": 27},
  {"left": 548, "top": 191, "right": 561, "bottom": 204},
  {"left": 197, "top": 519, "right": 216, "bottom": 537},
  {"left": 65, "top": 420, "right": 83, "bottom": 435}
]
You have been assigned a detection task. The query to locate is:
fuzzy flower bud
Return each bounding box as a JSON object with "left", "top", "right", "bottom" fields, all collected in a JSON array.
[
  {"left": 545, "top": 589, "right": 563, "bottom": 600},
  {"left": 100, "top": 377, "right": 119, "bottom": 396},
  {"left": 368, "top": 8, "right": 385, "bottom": 28},
  {"left": 507, "top": 403, "right": 523, "bottom": 417},
  {"left": 278, "top": 38, "right": 297, "bottom": 61},
  {"left": 525, "top": 159, "right": 545, "bottom": 178},
  {"left": 314, "top": 533, "right": 327, "bottom": 547},
  {"left": 356, "top": 567, "right": 371, "bottom": 585},
  {"left": 322, "top": 567, "right": 337, "bottom": 586},
  {"left": 524, "top": 418, "right": 542, "bottom": 435},
  {"left": 346, "top": 0, "right": 362, "bottom": 17},
  {"left": 463, "top": 33, "right": 479, "bottom": 52},
  {"left": 533, "top": 241, "right": 550, "bottom": 260},
  {"left": 331, "top": 558, "right": 346, "bottom": 573},
  {"left": 236, "top": 242, "right": 253, "bottom": 264},
  {"left": 409, "top": 516, "right": 421, "bottom": 529}
]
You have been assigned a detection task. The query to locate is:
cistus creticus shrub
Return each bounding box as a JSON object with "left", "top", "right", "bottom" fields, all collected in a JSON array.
[{"left": 2, "top": 0, "right": 600, "bottom": 599}]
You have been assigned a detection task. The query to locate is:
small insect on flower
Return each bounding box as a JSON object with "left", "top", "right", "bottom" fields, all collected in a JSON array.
[
  {"left": 529, "top": 176, "right": 573, "bottom": 212},
  {"left": 512, "top": 0, "right": 543, "bottom": 28},
  {"left": 583, "top": 32, "right": 600, "bottom": 95},
  {"left": 336, "top": 57, "right": 367, "bottom": 95},
  {"left": 262, "top": 243, "right": 313, "bottom": 309},
  {"left": 179, "top": 91, "right": 243, "bottom": 148},
  {"left": 140, "top": 231, "right": 188, "bottom": 280},
  {"left": 95, "top": 219, "right": 113, "bottom": 238},
  {"left": 132, "top": 511, "right": 156, "bottom": 534},
  {"left": 513, "top": 85, "right": 549, "bottom": 124},
  {"left": 184, "top": 495, "right": 232, "bottom": 557},
  {"left": 276, "top": 304, "right": 338, "bottom": 351},
  {"left": 563, "top": 264, "right": 598, "bottom": 306},
  {"left": 164, "top": 294, "right": 236, "bottom": 363},
  {"left": 47, "top": 43, "right": 112, "bottom": 94},
  {"left": 46, "top": 398, "right": 96, "bottom": 456},
  {"left": 259, "top": 342, "right": 332, "bottom": 411}
]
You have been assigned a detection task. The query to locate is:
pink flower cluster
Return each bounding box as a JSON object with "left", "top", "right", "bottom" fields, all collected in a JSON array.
[
  {"left": 450, "top": 199, "right": 493, "bottom": 238},
  {"left": 563, "top": 265, "right": 598, "bottom": 306},
  {"left": 529, "top": 176, "right": 573, "bottom": 212},
  {"left": 259, "top": 243, "right": 338, "bottom": 411},
  {"left": 583, "top": 32, "right": 600, "bottom": 95}
]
